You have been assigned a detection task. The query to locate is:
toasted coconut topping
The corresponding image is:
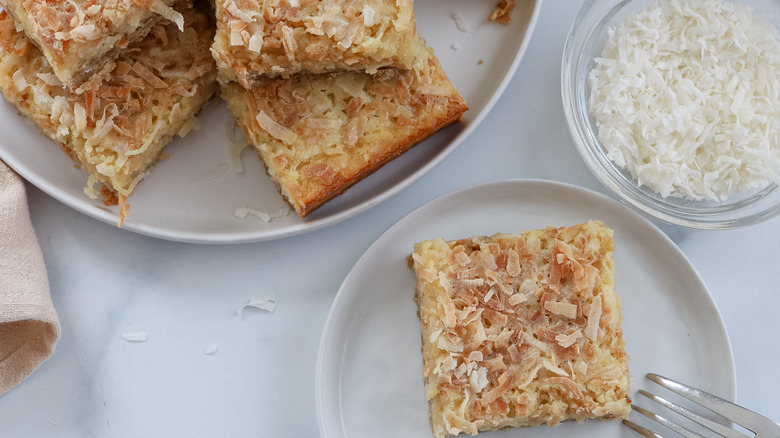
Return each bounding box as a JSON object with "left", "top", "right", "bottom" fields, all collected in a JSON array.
[
  {"left": 507, "top": 293, "right": 527, "bottom": 306},
  {"left": 585, "top": 295, "right": 602, "bottom": 341},
  {"left": 150, "top": 1, "right": 183, "bottom": 31},
  {"left": 555, "top": 329, "right": 583, "bottom": 348},
  {"left": 0, "top": 7, "right": 217, "bottom": 225},
  {"left": 544, "top": 301, "right": 577, "bottom": 319},
  {"left": 212, "top": 0, "right": 422, "bottom": 81},
  {"left": 255, "top": 110, "right": 297, "bottom": 144},
  {"left": 412, "top": 221, "right": 631, "bottom": 437},
  {"left": 10, "top": 0, "right": 188, "bottom": 89}
]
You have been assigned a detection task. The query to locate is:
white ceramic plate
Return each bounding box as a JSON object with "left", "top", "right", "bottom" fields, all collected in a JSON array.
[
  {"left": 0, "top": 1, "right": 541, "bottom": 244},
  {"left": 316, "top": 179, "right": 736, "bottom": 438}
]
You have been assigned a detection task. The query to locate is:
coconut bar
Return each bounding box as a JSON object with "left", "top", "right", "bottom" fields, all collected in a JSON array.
[
  {"left": 221, "top": 40, "right": 467, "bottom": 217},
  {"left": 0, "top": 5, "right": 217, "bottom": 225},
  {"left": 0, "top": 0, "right": 190, "bottom": 93},
  {"left": 410, "top": 221, "right": 632, "bottom": 437},
  {"left": 212, "top": 0, "right": 425, "bottom": 86}
]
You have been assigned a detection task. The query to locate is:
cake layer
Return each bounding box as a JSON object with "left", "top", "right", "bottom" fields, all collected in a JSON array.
[
  {"left": 411, "top": 221, "right": 631, "bottom": 437},
  {"left": 0, "top": 0, "right": 190, "bottom": 92},
  {"left": 0, "top": 4, "right": 217, "bottom": 225},
  {"left": 212, "top": 0, "right": 424, "bottom": 85},
  {"left": 222, "top": 40, "right": 467, "bottom": 217}
]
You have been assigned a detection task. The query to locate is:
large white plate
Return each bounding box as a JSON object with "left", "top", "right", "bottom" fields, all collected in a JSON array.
[
  {"left": 0, "top": 1, "right": 541, "bottom": 244},
  {"left": 316, "top": 179, "right": 736, "bottom": 438}
]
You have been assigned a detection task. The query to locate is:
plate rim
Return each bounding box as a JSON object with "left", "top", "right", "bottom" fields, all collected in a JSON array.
[
  {"left": 0, "top": 0, "right": 543, "bottom": 245},
  {"left": 314, "top": 177, "right": 737, "bottom": 438}
]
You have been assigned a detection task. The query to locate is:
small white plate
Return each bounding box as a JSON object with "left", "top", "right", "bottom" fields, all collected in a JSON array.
[
  {"left": 316, "top": 179, "right": 736, "bottom": 438},
  {"left": 0, "top": 0, "right": 541, "bottom": 243}
]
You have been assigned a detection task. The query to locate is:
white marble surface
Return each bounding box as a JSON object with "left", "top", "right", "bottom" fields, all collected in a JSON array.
[{"left": 2, "top": 0, "right": 779, "bottom": 436}]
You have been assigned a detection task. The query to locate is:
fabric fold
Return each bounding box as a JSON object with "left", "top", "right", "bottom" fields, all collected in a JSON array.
[{"left": 0, "top": 159, "right": 60, "bottom": 396}]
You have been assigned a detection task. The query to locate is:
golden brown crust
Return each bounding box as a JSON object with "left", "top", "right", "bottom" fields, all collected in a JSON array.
[
  {"left": 286, "top": 88, "right": 466, "bottom": 216},
  {"left": 0, "top": 6, "right": 217, "bottom": 224},
  {"left": 411, "top": 221, "right": 631, "bottom": 437},
  {"left": 222, "top": 40, "right": 468, "bottom": 218},
  {"left": 211, "top": 0, "right": 424, "bottom": 84},
  {"left": 0, "top": 0, "right": 188, "bottom": 91}
]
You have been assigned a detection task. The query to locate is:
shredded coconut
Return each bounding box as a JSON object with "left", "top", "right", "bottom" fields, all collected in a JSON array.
[
  {"left": 151, "top": 0, "right": 184, "bottom": 31},
  {"left": 121, "top": 332, "right": 149, "bottom": 342},
  {"left": 589, "top": 0, "right": 780, "bottom": 200},
  {"left": 256, "top": 110, "right": 297, "bottom": 144},
  {"left": 544, "top": 301, "right": 577, "bottom": 319},
  {"left": 226, "top": 120, "right": 250, "bottom": 173},
  {"left": 236, "top": 298, "right": 276, "bottom": 316},
  {"left": 190, "top": 163, "right": 229, "bottom": 184},
  {"left": 450, "top": 12, "right": 469, "bottom": 33},
  {"left": 234, "top": 206, "right": 290, "bottom": 222}
]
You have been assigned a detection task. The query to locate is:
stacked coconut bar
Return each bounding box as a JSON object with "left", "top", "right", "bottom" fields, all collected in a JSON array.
[
  {"left": 0, "top": 0, "right": 217, "bottom": 225},
  {"left": 213, "top": 0, "right": 468, "bottom": 217}
]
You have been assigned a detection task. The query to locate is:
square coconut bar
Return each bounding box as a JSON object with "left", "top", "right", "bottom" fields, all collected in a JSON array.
[
  {"left": 0, "top": 0, "right": 190, "bottom": 93},
  {"left": 0, "top": 5, "right": 217, "bottom": 225},
  {"left": 410, "top": 221, "right": 632, "bottom": 437},
  {"left": 221, "top": 40, "right": 467, "bottom": 217},
  {"left": 212, "top": 0, "right": 425, "bottom": 86}
]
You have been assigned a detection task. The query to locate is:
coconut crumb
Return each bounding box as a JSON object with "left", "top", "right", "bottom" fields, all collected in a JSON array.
[
  {"left": 489, "top": 0, "right": 515, "bottom": 24},
  {"left": 121, "top": 332, "right": 149, "bottom": 342},
  {"left": 234, "top": 206, "right": 291, "bottom": 222},
  {"left": 451, "top": 12, "right": 470, "bottom": 33},
  {"left": 237, "top": 297, "right": 276, "bottom": 316},
  {"left": 190, "top": 163, "right": 229, "bottom": 184},
  {"left": 226, "top": 120, "right": 250, "bottom": 173}
]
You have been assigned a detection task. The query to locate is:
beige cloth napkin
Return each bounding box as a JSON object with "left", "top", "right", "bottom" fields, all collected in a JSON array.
[{"left": 0, "top": 159, "right": 60, "bottom": 396}]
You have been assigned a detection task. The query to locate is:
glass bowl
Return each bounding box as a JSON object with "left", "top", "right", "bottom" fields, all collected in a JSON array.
[{"left": 561, "top": 0, "right": 780, "bottom": 229}]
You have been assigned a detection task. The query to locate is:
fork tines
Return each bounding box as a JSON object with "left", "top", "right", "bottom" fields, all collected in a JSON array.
[{"left": 623, "top": 373, "right": 780, "bottom": 438}]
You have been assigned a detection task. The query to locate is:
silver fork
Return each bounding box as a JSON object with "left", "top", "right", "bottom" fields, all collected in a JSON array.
[{"left": 623, "top": 373, "right": 780, "bottom": 438}]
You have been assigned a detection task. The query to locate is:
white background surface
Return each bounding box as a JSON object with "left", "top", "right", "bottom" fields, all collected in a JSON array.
[{"left": 1, "top": 0, "right": 778, "bottom": 436}]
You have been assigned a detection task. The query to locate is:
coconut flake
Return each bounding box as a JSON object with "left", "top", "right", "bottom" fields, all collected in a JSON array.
[
  {"left": 227, "top": 1, "right": 260, "bottom": 23},
  {"left": 555, "top": 329, "right": 583, "bottom": 348},
  {"left": 234, "top": 206, "right": 290, "bottom": 222},
  {"left": 237, "top": 298, "right": 276, "bottom": 316},
  {"left": 451, "top": 12, "right": 470, "bottom": 33},
  {"left": 36, "top": 73, "right": 62, "bottom": 86},
  {"left": 151, "top": 0, "right": 184, "bottom": 31},
  {"left": 190, "top": 164, "right": 229, "bottom": 184},
  {"left": 543, "top": 359, "right": 570, "bottom": 377},
  {"left": 12, "top": 70, "right": 28, "bottom": 90},
  {"left": 469, "top": 366, "right": 489, "bottom": 393},
  {"left": 68, "top": 24, "right": 98, "bottom": 40},
  {"left": 248, "top": 33, "right": 264, "bottom": 53},
  {"left": 121, "top": 332, "right": 149, "bottom": 342},
  {"left": 256, "top": 110, "right": 297, "bottom": 144},
  {"left": 203, "top": 345, "right": 219, "bottom": 355},
  {"left": 589, "top": 0, "right": 780, "bottom": 200},
  {"left": 544, "top": 301, "right": 577, "bottom": 319},
  {"left": 508, "top": 293, "right": 527, "bottom": 306},
  {"left": 585, "top": 295, "right": 602, "bottom": 341},
  {"left": 73, "top": 103, "right": 87, "bottom": 131}
]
